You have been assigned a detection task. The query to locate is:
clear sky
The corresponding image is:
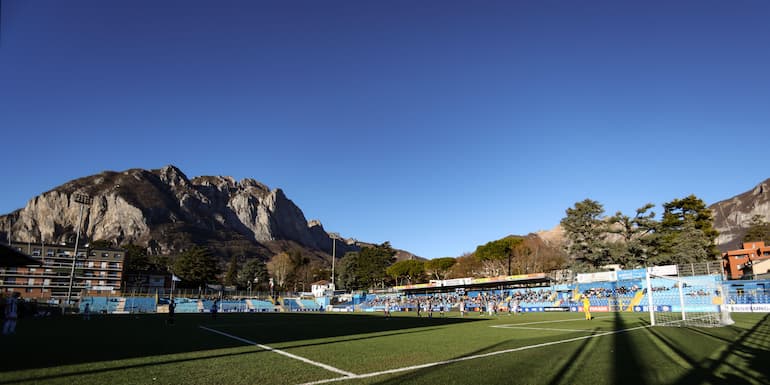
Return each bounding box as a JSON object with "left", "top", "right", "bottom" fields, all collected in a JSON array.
[{"left": 1, "top": 1, "right": 769, "bottom": 259}]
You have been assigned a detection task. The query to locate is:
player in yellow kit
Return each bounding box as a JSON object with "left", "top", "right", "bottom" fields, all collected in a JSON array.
[{"left": 581, "top": 295, "right": 592, "bottom": 320}]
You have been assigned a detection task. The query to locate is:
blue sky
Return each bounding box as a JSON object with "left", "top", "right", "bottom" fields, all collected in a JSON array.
[{"left": 1, "top": 1, "right": 769, "bottom": 259}]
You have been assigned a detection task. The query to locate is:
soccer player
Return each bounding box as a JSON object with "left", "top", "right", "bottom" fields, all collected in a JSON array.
[
  {"left": 211, "top": 299, "right": 218, "bottom": 319},
  {"left": 167, "top": 299, "right": 176, "bottom": 325},
  {"left": 581, "top": 295, "right": 592, "bottom": 320},
  {"left": 3, "top": 292, "right": 20, "bottom": 335}
]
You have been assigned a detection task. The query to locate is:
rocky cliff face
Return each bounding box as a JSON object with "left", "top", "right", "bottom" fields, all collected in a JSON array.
[
  {"left": 710, "top": 178, "right": 770, "bottom": 251},
  {"left": 0, "top": 165, "right": 357, "bottom": 259}
]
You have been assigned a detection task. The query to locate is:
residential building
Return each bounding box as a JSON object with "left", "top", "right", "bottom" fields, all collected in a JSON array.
[
  {"left": 0, "top": 241, "right": 124, "bottom": 303},
  {"left": 723, "top": 241, "right": 770, "bottom": 279}
]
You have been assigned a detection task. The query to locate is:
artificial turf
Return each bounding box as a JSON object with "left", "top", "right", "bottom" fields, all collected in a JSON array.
[{"left": 1, "top": 311, "right": 767, "bottom": 385}]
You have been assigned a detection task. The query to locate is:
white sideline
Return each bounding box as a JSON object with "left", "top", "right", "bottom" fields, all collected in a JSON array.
[
  {"left": 198, "top": 325, "right": 357, "bottom": 378},
  {"left": 297, "top": 324, "right": 649, "bottom": 385}
]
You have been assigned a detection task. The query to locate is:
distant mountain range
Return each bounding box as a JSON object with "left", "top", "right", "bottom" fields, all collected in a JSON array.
[
  {"left": 0, "top": 165, "right": 365, "bottom": 263},
  {"left": 0, "top": 165, "right": 767, "bottom": 264}
]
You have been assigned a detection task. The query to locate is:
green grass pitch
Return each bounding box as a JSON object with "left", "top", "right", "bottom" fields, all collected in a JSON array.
[{"left": 1, "top": 311, "right": 768, "bottom": 385}]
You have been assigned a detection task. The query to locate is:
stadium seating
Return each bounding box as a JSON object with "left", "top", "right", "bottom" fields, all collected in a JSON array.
[
  {"left": 248, "top": 299, "right": 277, "bottom": 312},
  {"left": 300, "top": 299, "right": 320, "bottom": 310},
  {"left": 123, "top": 297, "right": 157, "bottom": 313},
  {"left": 80, "top": 297, "right": 120, "bottom": 313}
]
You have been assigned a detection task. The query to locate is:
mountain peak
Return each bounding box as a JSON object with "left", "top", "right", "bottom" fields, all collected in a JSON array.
[
  {"left": 0, "top": 166, "right": 358, "bottom": 260},
  {"left": 711, "top": 178, "right": 770, "bottom": 251}
]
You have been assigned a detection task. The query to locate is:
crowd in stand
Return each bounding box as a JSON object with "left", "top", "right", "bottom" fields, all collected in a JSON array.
[
  {"left": 583, "top": 285, "right": 640, "bottom": 298},
  {"left": 360, "top": 284, "right": 656, "bottom": 310}
]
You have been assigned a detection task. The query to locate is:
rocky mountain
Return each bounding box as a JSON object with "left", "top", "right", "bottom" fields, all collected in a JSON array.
[
  {"left": 0, "top": 165, "right": 360, "bottom": 262},
  {"left": 710, "top": 178, "right": 770, "bottom": 251}
]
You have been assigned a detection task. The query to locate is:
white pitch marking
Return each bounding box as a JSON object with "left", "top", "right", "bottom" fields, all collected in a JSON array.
[
  {"left": 492, "top": 315, "right": 611, "bottom": 328},
  {"left": 297, "top": 324, "right": 649, "bottom": 385},
  {"left": 494, "top": 326, "right": 599, "bottom": 333},
  {"left": 198, "top": 325, "right": 357, "bottom": 378}
]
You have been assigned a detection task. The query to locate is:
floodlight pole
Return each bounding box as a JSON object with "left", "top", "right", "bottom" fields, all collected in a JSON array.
[
  {"left": 66, "top": 193, "right": 93, "bottom": 308},
  {"left": 329, "top": 232, "right": 339, "bottom": 289}
]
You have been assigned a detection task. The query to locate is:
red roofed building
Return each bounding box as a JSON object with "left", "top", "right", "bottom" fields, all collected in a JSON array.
[{"left": 723, "top": 241, "right": 770, "bottom": 279}]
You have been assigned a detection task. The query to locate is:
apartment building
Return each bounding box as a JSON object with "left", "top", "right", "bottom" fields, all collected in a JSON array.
[
  {"left": 722, "top": 241, "right": 770, "bottom": 279},
  {"left": 0, "top": 241, "right": 124, "bottom": 303}
]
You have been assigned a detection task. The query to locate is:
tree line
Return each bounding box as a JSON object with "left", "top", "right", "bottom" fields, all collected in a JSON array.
[
  {"left": 562, "top": 194, "right": 721, "bottom": 272},
  {"left": 112, "top": 194, "right": 770, "bottom": 290}
]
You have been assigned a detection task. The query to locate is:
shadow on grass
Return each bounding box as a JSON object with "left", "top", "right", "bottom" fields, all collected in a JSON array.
[
  {"left": 0, "top": 312, "right": 482, "bottom": 373},
  {"left": 368, "top": 337, "right": 519, "bottom": 385},
  {"left": 546, "top": 329, "right": 595, "bottom": 385},
  {"left": 670, "top": 313, "right": 770, "bottom": 385},
  {"left": 612, "top": 312, "right": 647, "bottom": 385},
  {"left": 0, "top": 345, "right": 265, "bottom": 385},
  {"left": 367, "top": 325, "right": 601, "bottom": 385}
]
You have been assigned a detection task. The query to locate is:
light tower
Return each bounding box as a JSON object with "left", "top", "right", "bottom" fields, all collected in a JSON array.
[
  {"left": 66, "top": 193, "right": 92, "bottom": 307},
  {"left": 329, "top": 232, "right": 339, "bottom": 289}
]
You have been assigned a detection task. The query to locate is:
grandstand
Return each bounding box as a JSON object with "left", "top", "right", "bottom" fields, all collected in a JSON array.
[{"left": 69, "top": 262, "right": 770, "bottom": 319}]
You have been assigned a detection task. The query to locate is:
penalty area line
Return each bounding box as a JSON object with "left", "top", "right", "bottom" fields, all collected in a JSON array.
[
  {"left": 494, "top": 326, "right": 599, "bottom": 333},
  {"left": 198, "top": 325, "right": 357, "bottom": 378},
  {"left": 491, "top": 315, "right": 612, "bottom": 328},
  {"left": 297, "top": 324, "right": 649, "bottom": 385}
]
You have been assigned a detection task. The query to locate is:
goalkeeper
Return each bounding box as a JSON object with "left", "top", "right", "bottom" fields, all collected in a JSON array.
[{"left": 581, "top": 295, "right": 592, "bottom": 320}]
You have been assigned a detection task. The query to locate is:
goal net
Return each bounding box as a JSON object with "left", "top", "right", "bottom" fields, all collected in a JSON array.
[{"left": 645, "top": 269, "right": 734, "bottom": 327}]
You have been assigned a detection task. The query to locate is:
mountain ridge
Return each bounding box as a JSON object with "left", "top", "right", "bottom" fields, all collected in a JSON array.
[{"left": 0, "top": 165, "right": 361, "bottom": 262}]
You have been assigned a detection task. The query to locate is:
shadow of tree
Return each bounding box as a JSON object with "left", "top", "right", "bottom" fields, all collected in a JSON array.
[{"left": 0, "top": 312, "right": 481, "bottom": 373}]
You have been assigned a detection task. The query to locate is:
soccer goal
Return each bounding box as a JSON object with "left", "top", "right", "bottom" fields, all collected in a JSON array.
[{"left": 645, "top": 269, "right": 734, "bottom": 327}]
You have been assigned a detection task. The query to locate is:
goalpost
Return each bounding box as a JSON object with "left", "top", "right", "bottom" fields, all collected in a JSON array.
[{"left": 645, "top": 268, "right": 734, "bottom": 327}]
